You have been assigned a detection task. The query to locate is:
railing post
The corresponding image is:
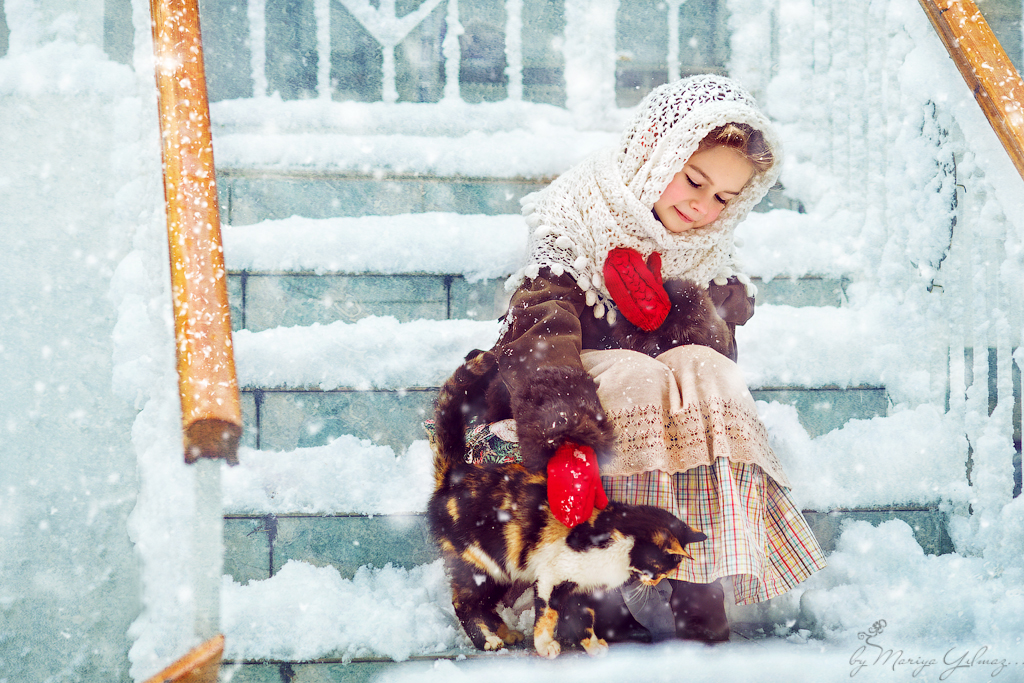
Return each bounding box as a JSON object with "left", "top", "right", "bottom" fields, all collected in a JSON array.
[
  {"left": 443, "top": 0, "right": 464, "bottom": 102},
  {"left": 666, "top": 0, "right": 684, "bottom": 83},
  {"left": 563, "top": 0, "right": 620, "bottom": 127},
  {"left": 504, "top": 0, "right": 523, "bottom": 101},
  {"left": 248, "top": 0, "right": 268, "bottom": 98}
]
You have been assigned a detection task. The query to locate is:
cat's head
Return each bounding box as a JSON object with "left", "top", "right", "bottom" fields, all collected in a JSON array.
[
  {"left": 567, "top": 503, "right": 707, "bottom": 584},
  {"left": 625, "top": 507, "right": 707, "bottom": 585}
]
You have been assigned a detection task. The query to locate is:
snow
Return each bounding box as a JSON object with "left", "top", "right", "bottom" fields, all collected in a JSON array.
[
  {"left": 222, "top": 438, "right": 435, "bottom": 515},
  {"left": 6, "top": 0, "right": 1024, "bottom": 680},
  {"left": 223, "top": 213, "right": 528, "bottom": 280},
  {"left": 221, "top": 559, "right": 462, "bottom": 663},
  {"left": 232, "top": 317, "right": 498, "bottom": 390}
]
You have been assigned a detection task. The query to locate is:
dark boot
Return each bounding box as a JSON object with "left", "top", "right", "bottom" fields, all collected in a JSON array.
[
  {"left": 588, "top": 586, "right": 652, "bottom": 643},
  {"left": 668, "top": 579, "right": 730, "bottom": 643},
  {"left": 619, "top": 578, "right": 676, "bottom": 643}
]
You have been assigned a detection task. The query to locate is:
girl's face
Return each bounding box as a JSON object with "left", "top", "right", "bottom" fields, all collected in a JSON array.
[{"left": 653, "top": 146, "right": 755, "bottom": 233}]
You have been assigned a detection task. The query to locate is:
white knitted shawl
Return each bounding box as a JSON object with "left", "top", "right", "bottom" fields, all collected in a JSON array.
[{"left": 506, "top": 75, "right": 783, "bottom": 325}]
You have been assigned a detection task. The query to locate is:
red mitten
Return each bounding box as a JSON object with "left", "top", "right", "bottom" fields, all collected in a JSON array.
[
  {"left": 546, "top": 441, "right": 609, "bottom": 528},
  {"left": 603, "top": 248, "right": 670, "bottom": 331}
]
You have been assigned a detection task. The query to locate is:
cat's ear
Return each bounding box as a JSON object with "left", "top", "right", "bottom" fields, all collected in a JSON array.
[
  {"left": 672, "top": 519, "right": 707, "bottom": 548},
  {"left": 685, "top": 528, "right": 708, "bottom": 546}
]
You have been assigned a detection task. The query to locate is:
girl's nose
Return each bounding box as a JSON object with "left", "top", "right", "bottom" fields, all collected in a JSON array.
[{"left": 689, "top": 196, "right": 706, "bottom": 216}]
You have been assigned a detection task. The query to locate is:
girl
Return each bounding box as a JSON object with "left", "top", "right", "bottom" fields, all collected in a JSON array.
[{"left": 465, "top": 75, "right": 826, "bottom": 643}]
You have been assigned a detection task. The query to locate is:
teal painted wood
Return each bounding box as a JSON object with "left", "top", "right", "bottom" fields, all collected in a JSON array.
[
  {"left": 240, "top": 385, "right": 885, "bottom": 453},
  {"left": 226, "top": 273, "right": 848, "bottom": 333},
  {"left": 220, "top": 509, "right": 954, "bottom": 597}
]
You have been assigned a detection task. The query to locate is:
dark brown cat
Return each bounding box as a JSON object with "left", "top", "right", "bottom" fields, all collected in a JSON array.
[{"left": 427, "top": 353, "right": 706, "bottom": 658}]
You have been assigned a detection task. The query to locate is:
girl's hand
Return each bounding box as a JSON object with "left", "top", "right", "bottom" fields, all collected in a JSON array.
[
  {"left": 603, "top": 248, "right": 671, "bottom": 331},
  {"left": 546, "top": 441, "right": 608, "bottom": 528}
]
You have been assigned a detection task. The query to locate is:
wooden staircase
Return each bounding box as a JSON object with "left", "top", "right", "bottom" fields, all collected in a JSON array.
[{"left": 212, "top": 169, "right": 955, "bottom": 682}]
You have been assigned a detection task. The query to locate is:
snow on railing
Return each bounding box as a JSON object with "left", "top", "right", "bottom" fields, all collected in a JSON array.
[
  {"left": 768, "top": 0, "right": 1023, "bottom": 526},
  {"left": 918, "top": 0, "right": 1024, "bottom": 183},
  {"left": 227, "top": 0, "right": 684, "bottom": 123}
]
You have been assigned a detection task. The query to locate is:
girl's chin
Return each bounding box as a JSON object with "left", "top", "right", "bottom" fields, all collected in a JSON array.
[{"left": 665, "top": 223, "right": 696, "bottom": 234}]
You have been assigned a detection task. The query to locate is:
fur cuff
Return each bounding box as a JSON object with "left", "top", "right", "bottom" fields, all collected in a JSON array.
[
  {"left": 610, "top": 279, "right": 736, "bottom": 361},
  {"left": 510, "top": 365, "right": 616, "bottom": 471}
]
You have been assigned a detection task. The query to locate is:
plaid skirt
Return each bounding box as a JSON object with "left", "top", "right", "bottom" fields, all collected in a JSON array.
[
  {"left": 602, "top": 460, "right": 826, "bottom": 604},
  {"left": 423, "top": 419, "right": 826, "bottom": 605}
]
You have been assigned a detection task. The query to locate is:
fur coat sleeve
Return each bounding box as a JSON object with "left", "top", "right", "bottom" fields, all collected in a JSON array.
[{"left": 495, "top": 269, "right": 616, "bottom": 470}]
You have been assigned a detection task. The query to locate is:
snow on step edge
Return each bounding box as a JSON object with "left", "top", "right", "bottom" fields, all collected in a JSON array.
[
  {"left": 233, "top": 316, "right": 501, "bottom": 390},
  {"left": 233, "top": 306, "right": 885, "bottom": 392},
  {"left": 223, "top": 211, "right": 859, "bottom": 283},
  {"left": 223, "top": 213, "right": 528, "bottom": 282}
]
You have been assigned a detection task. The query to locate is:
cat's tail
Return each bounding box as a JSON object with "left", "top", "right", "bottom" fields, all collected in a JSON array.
[{"left": 432, "top": 349, "right": 498, "bottom": 488}]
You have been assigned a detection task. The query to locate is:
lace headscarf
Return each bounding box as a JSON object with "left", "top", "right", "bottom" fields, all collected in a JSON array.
[{"left": 507, "top": 74, "right": 782, "bottom": 324}]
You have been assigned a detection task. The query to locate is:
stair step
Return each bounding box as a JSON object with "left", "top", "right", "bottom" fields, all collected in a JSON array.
[
  {"left": 217, "top": 506, "right": 951, "bottom": 676},
  {"left": 224, "top": 514, "right": 436, "bottom": 585},
  {"left": 229, "top": 274, "right": 511, "bottom": 331},
  {"left": 222, "top": 213, "right": 847, "bottom": 332},
  {"left": 223, "top": 508, "right": 952, "bottom": 589},
  {"left": 221, "top": 656, "right": 470, "bottom": 683},
  {"left": 215, "top": 166, "right": 802, "bottom": 224},
  {"left": 227, "top": 272, "right": 846, "bottom": 332},
  {"left": 220, "top": 172, "right": 546, "bottom": 224},
  {"left": 238, "top": 385, "right": 885, "bottom": 453}
]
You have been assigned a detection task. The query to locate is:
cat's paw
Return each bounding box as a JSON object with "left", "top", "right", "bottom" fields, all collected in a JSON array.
[
  {"left": 497, "top": 624, "right": 525, "bottom": 645},
  {"left": 482, "top": 633, "right": 507, "bottom": 651},
  {"left": 533, "top": 634, "right": 561, "bottom": 659},
  {"left": 581, "top": 635, "right": 608, "bottom": 657}
]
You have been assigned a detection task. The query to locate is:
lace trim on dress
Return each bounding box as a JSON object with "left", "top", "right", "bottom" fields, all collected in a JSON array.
[{"left": 600, "top": 397, "right": 790, "bottom": 487}]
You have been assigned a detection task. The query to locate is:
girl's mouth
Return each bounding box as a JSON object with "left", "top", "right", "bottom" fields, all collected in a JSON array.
[{"left": 676, "top": 207, "right": 694, "bottom": 223}]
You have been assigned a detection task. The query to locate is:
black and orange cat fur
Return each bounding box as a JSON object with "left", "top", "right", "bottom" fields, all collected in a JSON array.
[{"left": 427, "top": 351, "right": 707, "bottom": 658}]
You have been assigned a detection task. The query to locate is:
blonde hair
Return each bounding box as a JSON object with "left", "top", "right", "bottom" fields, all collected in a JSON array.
[{"left": 697, "top": 123, "right": 774, "bottom": 173}]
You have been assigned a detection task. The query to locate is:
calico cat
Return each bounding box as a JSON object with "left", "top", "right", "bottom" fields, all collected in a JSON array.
[{"left": 428, "top": 352, "right": 707, "bottom": 658}]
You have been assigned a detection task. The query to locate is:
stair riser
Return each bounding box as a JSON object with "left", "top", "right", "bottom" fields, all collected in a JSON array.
[
  {"left": 239, "top": 386, "right": 886, "bottom": 453},
  {"left": 228, "top": 273, "right": 847, "bottom": 333},
  {"left": 222, "top": 659, "right": 442, "bottom": 683},
  {"left": 220, "top": 175, "right": 545, "bottom": 225},
  {"left": 229, "top": 274, "right": 508, "bottom": 331},
  {"left": 218, "top": 173, "right": 805, "bottom": 226},
  {"left": 224, "top": 509, "right": 954, "bottom": 588}
]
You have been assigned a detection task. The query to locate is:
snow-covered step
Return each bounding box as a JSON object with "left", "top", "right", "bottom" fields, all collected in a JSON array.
[
  {"left": 218, "top": 170, "right": 546, "bottom": 224},
  {"left": 214, "top": 156, "right": 804, "bottom": 222},
  {"left": 231, "top": 309, "right": 886, "bottom": 452},
  {"left": 226, "top": 271, "right": 847, "bottom": 332},
  {"left": 214, "top": 428, "right": 959, "bottom": 678},
  {"left": 223, "top": 213, "right": 848, "bottom": 331}
]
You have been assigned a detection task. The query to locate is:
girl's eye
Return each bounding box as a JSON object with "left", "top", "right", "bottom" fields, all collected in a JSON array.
[
  {"left": 686, "top": 176, "right": 700, "bottom": 189},
  {"left": 715, "top": 194, "right": 728, "bottom": 205}
]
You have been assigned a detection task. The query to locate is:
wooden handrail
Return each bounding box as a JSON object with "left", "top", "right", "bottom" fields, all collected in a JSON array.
[
  {"left": 142, "top": 635, "right": 224, "bottom": 683},
  {"left": 150, "top": 0, "right": 241, "bottom": 464},
  {"left": 918, "top": 0, "right": 1024, "bottom": 182}
]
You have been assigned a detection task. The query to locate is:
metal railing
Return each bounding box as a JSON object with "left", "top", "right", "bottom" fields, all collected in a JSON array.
[{"left": 201, "top": 0, "right": 728, "bottom": 111}]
